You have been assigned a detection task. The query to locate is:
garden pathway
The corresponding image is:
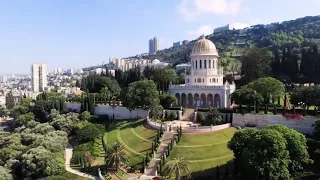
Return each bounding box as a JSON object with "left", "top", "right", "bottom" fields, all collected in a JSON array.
[
  {"left": 144, "top": 132, "right": 177, "bottom": 176},
  {"left": 65, "top": 144, "right": 100, "bottom": 180}
]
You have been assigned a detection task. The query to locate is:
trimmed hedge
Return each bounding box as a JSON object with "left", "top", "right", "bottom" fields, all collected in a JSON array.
[{"left": 196, "top": 108, "right": 235, "bottom": 113}]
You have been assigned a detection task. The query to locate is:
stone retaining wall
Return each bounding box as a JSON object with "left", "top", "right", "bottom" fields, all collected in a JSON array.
[
  {"left": 233, "top": 114, "right": 316, "bottom": 135},
  {"left": 183, "top": 123, "right": 231, "bottom": 133}
]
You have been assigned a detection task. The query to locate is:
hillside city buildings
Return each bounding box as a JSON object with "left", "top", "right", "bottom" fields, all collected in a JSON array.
[
  {"left": 149, "top": 37, "right": 159, "bottom": 54},
  {"left": 31, "top": 64, "right": 47, "bottom": 92},
  {"left": 169, "top": 35, "right": 236, "bottom": 108}
]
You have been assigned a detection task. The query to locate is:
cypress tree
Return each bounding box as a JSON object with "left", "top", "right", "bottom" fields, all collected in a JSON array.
[{"left": 272, "top": 50, "right": 281, "bottom": 77}]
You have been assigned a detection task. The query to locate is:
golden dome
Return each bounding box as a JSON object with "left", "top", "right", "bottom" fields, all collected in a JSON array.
[{"left": 191, "top": 35, "right": 218, "bottom": 56}]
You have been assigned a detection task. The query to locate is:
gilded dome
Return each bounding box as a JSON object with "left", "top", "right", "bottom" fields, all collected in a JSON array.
[{"left": 191, "top": 35, "right": 219, "bottom": 56}]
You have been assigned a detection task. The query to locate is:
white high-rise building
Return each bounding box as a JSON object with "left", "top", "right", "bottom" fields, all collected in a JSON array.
[
  {"left": 31, "top": 64, "right": 47, "bottom": 92},
  {"left": 0, "top": 75, "right": 7, "bottom": 83}
]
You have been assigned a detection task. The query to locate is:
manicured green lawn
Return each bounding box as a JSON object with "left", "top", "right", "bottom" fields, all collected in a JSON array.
[
  {"left": 45, "top": 171, "right": 90, "bottom": 180},
  {"left": 115, "top": 169, "right": 128, "bottom": 178},
  {"left": 100, "top": 119, "right": 157, "bottom": 168},
  {"left": 168, "top": 128, "right": 237, "bottom": 173}
]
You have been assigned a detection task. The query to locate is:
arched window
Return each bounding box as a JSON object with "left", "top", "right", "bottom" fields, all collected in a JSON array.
[
  {"left": 196, "top": 61, "right": 198, "bottom": 69},
  {"left": 192, "top": 61, "right": 194, "bottom": 69},
  {"left": 204, "top": 60, "right": 207, "bottom": 69},
  {"left": 199, "top": 60, "right": 202, "bottom": 69},
  {"left": 209, "top": 60, "right": 211, "bottom": 68},
  {"left": 213, "top": 78, "right": 215, "bottom": 82},
  {"left": 187, "top": 78, "right": 189, "bottom": 83},
  {"left": 194, "top": 79, "right": 196, "bottom": 83},
  {"left": 197, "top": 78, "right": 201, "bottom": 83},
  {"left": 217, "top": 78, "right": 219, "bottom": 83},
  {"left": 210, "top": 79, "right": 211, "bottom": 82},
  {"left": 202, "top": 79, "right": 204, "bottom": 83}
]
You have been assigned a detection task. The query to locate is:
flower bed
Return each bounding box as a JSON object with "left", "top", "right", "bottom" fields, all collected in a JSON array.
[{"left": 282, "top": 114, "right": 303, "bottom": 120}]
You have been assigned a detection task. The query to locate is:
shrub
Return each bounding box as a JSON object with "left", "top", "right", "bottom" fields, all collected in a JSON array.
[
  {"left": 76, "top": 123, "right": 104, "bottom": 142},
  {"left": 203, "top": 108, "right": 222, "bottom": 126},
  {"left": 91, "top": 138, "right": 101, "bottom": 157},
  {"left": 169, "top": 112, "right": 178, "bottom": 120},
  {"left": 196, "top": 112, "right": 205, "bottom": 123}
]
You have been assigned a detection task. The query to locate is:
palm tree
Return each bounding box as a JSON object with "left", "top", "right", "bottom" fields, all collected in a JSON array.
[
  {"left": 163, "top": 157, "right": 192, "bottom": 180},
  {"left": 105, "top": 142, "right": 129, "bottom": 171}
]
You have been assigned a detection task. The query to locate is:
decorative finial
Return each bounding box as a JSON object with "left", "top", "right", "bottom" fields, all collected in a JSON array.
[{"left": 202, "top": 33, "right": 205, "bottom": 39}]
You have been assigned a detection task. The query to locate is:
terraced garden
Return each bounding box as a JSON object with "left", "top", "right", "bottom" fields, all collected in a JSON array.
[
  {"left": 100, "top": 119, "right": 157, "bottom": 169},
  {"left": 168, "top": 128, "right": 237, "bottom": 174}
]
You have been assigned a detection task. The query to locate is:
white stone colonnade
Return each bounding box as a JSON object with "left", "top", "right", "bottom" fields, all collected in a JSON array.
[{"left": 174, "top": 93, "right": 221, "bottom": 108}]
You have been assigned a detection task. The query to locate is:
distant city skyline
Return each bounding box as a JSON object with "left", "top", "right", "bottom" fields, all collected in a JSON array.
[{"left": 0, "top": 0, "right": 320, "bottom": 74}]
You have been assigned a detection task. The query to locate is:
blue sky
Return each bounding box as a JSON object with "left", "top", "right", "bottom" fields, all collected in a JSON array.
[{"left": 0, "top": 0, "right": 319, "bottom": 74}]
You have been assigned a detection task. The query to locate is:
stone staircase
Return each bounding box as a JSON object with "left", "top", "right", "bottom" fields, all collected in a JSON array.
[
  {"left": 182, "top": 108, "right": 195, "bottom": 121},
  {"left": 145, "top": 132, "right": 177, "bottom": 176}
]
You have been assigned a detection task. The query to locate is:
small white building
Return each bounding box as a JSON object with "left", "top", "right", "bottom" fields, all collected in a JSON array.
[
  {"left": 168, "top": 35, "right": 236, "bottom": 108},
  {"left": 139, "top": 59, "right": 169, "bottom": 72}
]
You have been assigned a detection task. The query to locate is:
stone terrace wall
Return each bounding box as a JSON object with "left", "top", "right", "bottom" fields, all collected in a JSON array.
[
  {"left": 183, "top": 123, "right": 231, "bottom": 133},
  {"left": 233, "top": 114, "right": 317, "bottom": 135},
  {"left": 64, "top": 103, "right": 148, "bottom": 119},
  {"left": 94, "top": 105, "right": 148, "bottom": 119}
]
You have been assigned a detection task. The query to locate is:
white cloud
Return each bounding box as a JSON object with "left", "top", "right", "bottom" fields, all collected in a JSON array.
[
  {"left": 178, "top": 0, "right": 243, "bottom": 21},
  {"left": 187, "top": 25, "right": 213, "bottom": 38}
]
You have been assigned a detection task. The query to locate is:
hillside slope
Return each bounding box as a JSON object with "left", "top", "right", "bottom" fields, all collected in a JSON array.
[{"left": 127, "top": 15, "right": 320, "bottom": 63}]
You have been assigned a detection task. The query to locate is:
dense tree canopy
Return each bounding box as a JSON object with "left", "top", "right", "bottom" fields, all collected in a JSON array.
[
  {"left": 245, "top": 77, "right": 285, "bottom": 104},
  {"left": 121, "top": 80, "right": 160, "bottom": 110},
  {"left": 159, "top": 94, "right": 178, "bottom": 109},
  {"left": 267, "top": 125, "right": 312, "bottom": 172},
  {"left": 290, "top": 86, "right": 320, "bottom": 107},
  {"left": 230, "top": 87, "right": 263, "bottom": 106},
  {"left": 240, "top": 47, "right": 273, "bottom": 83},
  {"left": 228, "top": 125, "right": 311, "bottom": 179},
  {"left": 228, "top": 128, "right": 291, "bottom": 179}
]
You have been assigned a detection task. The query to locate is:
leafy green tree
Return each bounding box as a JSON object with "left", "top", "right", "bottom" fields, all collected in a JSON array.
[
  {"left": 203, "top": 108, "right": 223, "bottom": 125},
  {"left": 44, "top": 156, "right": 65, "bottom": 176},
  {"left": 10, "top": 105, "right": 28, "bottom": 119},
  {"left": 79, "top": 111, "right": 91, "bottom": 121},
  {"left": 230, "top": 87, "right": 263, "bottom": 107},
  {"left": 0, "top": 166, "right": 13, "bottom": 180},
  {"left": 121, "top": 80, "right": 160, "bottom": 110},
  {"left": 105, "top": 142, "right": 129, "bottom": 171},
  {"left": 162, "top": 157, "right": 191, "bottom": 180},
  {"left": 21, "top": 146, "right": 52, "bottom": 178},
  {"left": 39, "top": 131, "right": 68, "bottom": 153},
  {"left": 149, "top": 105, "right": 164, "bottom": 120},
  {"left": 246, "top": 77, "right": 285, "bottom": 105},
  {"left": 196, "top": 112, "right": 205, "bottom": 123},
  {"left": 159, "top": 94, "right": 178, "bottom": 108},
  {"left": 18, "top": 112, "right": 35, "bottom": 125},
  {"left": 76, "top": 123, "right": 104, "bottom": 142},
  {"left": 169, "top": 111, "right": 178, "bottom": 120},
  {"left": 0, "top": 107, "right": 8, "bottom": 117},
  {"left": 20, "top": 97, "right": 34, "bottom": 108},
  {"left": 228, "top": 128, "right": 291, "bottom": 179},
  {"left": 241, "top": 47, "right": 273, "bottom": 83},
  {"left": 267, "top": 125, "right": 312, "bottom": 172}
]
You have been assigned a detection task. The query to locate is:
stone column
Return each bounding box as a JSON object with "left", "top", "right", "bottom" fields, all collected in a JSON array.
[
  {"left": 194, "top": 111, "right": 198, "bottom": 122},
  {"left": 163, "top": 110, "right": 166, "bottom": 119},
  {"left": 178, "top": 111, "right": 183, "bottom": 120}
]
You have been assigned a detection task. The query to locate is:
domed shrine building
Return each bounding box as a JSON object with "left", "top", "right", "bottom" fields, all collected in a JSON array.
[{"left": 169, "top": 36, "right": 235, "bottom": 108}]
